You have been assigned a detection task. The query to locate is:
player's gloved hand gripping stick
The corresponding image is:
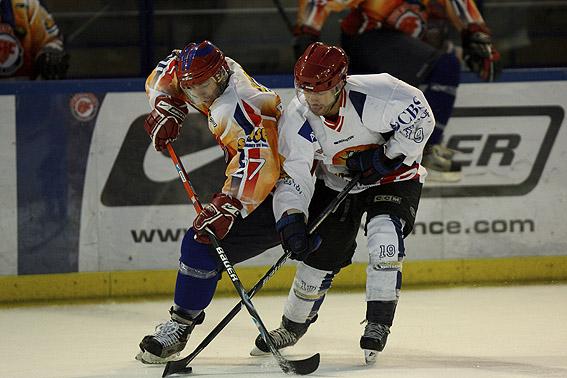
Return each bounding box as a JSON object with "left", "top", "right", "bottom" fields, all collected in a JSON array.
[{"left": 164, "top": 144, "right": 351, "bottom": 376}]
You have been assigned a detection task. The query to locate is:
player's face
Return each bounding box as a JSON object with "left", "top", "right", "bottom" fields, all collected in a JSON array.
[
  {"left": 299, "top": 84, "right": 343, "bottom": 117},
  {"left": 184, "top": 77, "right": 221, "bottom": 106}
]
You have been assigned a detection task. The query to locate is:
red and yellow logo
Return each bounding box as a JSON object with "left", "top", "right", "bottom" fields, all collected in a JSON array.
[
  {"left": 332, "top": 144, "right": 380, "bottom": 166},
  {"left": 69, "top": 93, "right": 99, "bottom": 122},
  {"left": 0, "top": 24, "right": 23, "bottom": 76}
]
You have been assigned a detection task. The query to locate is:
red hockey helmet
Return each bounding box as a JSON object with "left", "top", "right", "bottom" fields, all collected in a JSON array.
[
  {"left": 294, "top": 42, "right": 348, "bottom": 92},
  {"left": 177, "top": 40, "right": 229, "bottom": 87}
]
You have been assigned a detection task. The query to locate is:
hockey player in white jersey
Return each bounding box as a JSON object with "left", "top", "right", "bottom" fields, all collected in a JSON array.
[{"left": 251, "top": 42, "right": 434, "bottom": 364}]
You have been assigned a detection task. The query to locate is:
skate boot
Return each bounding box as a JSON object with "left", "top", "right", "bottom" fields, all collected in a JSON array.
[
  {"left": 136, "top": 307, "right": 205, "bottom": 364},
  {"left": 250, "top": 315, "right": 315, "bottom": 356},
  {"left": 430, "top": 143, "right": 458, "bottom": 160},
  {"left": 360, "top": 321, "right": 390, "bottom": 365},
  {"left": 422, "top": 144, "right": 462, "bottom": 182}
]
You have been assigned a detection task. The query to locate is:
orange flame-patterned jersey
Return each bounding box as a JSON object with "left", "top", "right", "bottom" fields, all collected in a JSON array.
[
  {"left": 145, "top": 53, "right": 282, "bottom": 217},
  {"left": 0, "top": 0, "right": 63, "bottom": 78},
  {"left": 296, "top": 0, "right": 485, "bottom": 36}
]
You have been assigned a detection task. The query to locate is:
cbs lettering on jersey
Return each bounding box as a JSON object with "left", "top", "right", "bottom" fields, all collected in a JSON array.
[{"left": 389, "top": 96, "right": 430, "bottom": 143}]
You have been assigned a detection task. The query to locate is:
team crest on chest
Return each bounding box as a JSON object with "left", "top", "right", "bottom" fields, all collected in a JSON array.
[{"left": 332, "top": 144, "right": 380, "bottom": 166}]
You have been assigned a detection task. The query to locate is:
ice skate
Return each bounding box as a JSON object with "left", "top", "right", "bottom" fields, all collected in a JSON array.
[
  {"left": 250, "top": 316, "right": 312, "bottom": 356},
  {"left": 359, "top": 321, "right": 390, "bottom": 365},
  {"left": 136, "top": 308, "right": 204, "bottom": 364},
  {"left": 422, "top": 144, "right": 462, "bottom": 182}
]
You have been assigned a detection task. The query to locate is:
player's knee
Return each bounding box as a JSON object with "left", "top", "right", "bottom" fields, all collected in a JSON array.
[
  {"left": 367, "top": 214, "right": 405, "bottom": 270},
  {"left": 291, "top": 262, "right": 335, "bottom": 302},
  {"left": 366, "top": 215, "right": 405, "bottom": 301},
  {"left": 178, "top": 228, "right": 220, "bottom": 279}
]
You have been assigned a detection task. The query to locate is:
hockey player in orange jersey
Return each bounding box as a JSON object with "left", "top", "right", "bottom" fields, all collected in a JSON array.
[
  {"left": 291, "top": 0, "right": 501, "bottom": 182},
  {"left": 0, "top": 0, "right": 68, "bottom": 79},
  {"left": 136, "top": 41, "right": 288, "bottom": 364}
]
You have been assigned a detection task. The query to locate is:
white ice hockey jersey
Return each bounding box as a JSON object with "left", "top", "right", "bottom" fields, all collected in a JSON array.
[{"left": 273, "top": 73, "right": 435, "bottom": 220}]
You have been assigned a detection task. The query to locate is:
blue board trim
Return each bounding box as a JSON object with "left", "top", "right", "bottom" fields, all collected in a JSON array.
[{"left": 0, "top": 68, "right": 566, "bottom": 95}]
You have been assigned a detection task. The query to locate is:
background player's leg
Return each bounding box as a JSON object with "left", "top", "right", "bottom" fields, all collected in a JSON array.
[{"left": 421, "top": 52, "right": 463, "bottom": 182}]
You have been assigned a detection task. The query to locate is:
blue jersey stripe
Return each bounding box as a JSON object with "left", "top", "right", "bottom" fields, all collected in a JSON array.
[
  {"left": 349, "top": 90, "right": 367, "bottom": 122},
  {"left": 233, "top": 103, "right": 254, "bottom": 135},
  {"left": 298, "top": 120, "right": 317, "bottom": 142}
]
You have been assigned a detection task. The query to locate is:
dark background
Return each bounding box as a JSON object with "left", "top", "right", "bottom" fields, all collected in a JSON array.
[{"left": 42, "top": 0, "right": 567, "bottom": 79}]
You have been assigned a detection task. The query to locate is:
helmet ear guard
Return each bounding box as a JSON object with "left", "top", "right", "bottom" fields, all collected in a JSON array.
[
  {"left": 177, "top": 40, "right": 229, "bottom": 88},
  {"left": 294, "top": 42, "right": 349, "bottom": 92}
]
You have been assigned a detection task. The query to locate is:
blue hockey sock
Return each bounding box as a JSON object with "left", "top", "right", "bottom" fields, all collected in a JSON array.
[
  {"left": 173, "top": 228, "right": 220, "bottom": 312},
  {"left": 424, "top": 52, "right": 460, "bottom": 145}
]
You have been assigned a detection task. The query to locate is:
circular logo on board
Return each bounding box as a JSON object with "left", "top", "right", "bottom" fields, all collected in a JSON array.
[
  {"left": 70, "top": 93, "right": 99, "bottom": 122},
  {"left": 0, "top": 28, "right": 24, "bottom": 76}
]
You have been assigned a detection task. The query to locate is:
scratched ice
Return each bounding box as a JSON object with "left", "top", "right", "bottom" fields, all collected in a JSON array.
[{"left": 2, "top": 285, "right": 566, "bottom": 378}]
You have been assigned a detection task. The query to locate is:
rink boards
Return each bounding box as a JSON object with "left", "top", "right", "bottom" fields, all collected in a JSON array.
[{"left": 1, "top": 72, "right": 567, "bottom": 302}]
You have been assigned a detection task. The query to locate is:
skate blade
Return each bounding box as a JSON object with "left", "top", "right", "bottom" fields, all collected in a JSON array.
[
  {"left": 249, "top": 346, "right": 270, "bottom": 356},
  {"left": 135, "top": 350, "right": 181, "bottom": 364},
  {"left": 363, "top": 349, "right": 377, "bottom": 365}
]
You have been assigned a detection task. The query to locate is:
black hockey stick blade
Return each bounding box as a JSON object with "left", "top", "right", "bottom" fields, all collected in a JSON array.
[
  {"left": 162, "top": 353, "right": 319, "bottom": 377},
  {"left": 282, "top": 352, "right": 320, "bottom": 375},
  {"left": 162, "top": 360, "right": 192, "bottom": 377}
]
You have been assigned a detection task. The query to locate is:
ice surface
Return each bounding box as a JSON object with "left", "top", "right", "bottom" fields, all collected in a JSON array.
[{"left": 2, "top": 284, "right": 567, "bottom": 378}]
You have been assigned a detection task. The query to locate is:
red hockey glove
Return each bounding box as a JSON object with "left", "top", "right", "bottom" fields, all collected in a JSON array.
[
  {"left": 384, "top": 0, "right": 427, "bottom": 38},
  {"left": 276, "top": 213, "right": 321, "bottom": 261},
  {"left": 346, "top": 148, "right": 405, "bottom": 185},
  {"left": 144, "top": 95, "right": 188, "bottom": 151},
  {"left": 462, "top": 23, "right": 502, "bottom": 82},
  {"left": 193, "top": 193, "right": 243, "bottom": 244}
]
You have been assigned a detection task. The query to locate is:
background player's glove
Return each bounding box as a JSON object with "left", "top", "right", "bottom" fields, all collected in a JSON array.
[
  {"left": 346, "top": 148, "right": 405, "bottom": 185},
  {"left": 193, "top": 193, "right": 243, "bottom": 244},
  {"left": 293, "top": 25, "right": 320, "bottom": 60},
  {"left": 276, "top": 213, "right": 321, "bottom": 261},
  {"left": 384, "top": 0, "right": 427, "bottom": 38},
  {"left": 35, "top": 45, "right": 69, "bottom": 80},
  {"left": 461, "top": 23, "right": 502, "bottom": 82},
  {"left": 144, "top": 95, "right": 188, "bottom": 151}
]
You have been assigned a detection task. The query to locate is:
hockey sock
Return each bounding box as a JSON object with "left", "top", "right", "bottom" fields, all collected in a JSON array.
[
  {"left": 284, "top": 262, "right": 335, "bottom": 323},
  {"left": 174, "top": 228, "right": 220, "bottom": 312},
  {"left": 423, "top": 52, "right": 460, "bottom": 145},
  {"left": 366, "top": 300, "right": 398, "bottom": 327}
]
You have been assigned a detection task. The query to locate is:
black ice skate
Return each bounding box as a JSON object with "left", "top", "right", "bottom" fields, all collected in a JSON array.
[
  {"left": 359, "top": 321, "right": 390, "bottom": 365},
  {"left": 136, "top": 307, "right": 205, "bottom": 364},
  {"left": 250, "top": 315, "right": 314, "bottom": 356}
]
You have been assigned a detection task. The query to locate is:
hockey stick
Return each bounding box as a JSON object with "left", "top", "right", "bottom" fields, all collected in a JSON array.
[
  {"left": 271, "top": 0, "right": 295, "bottom": 35},
  {"left": 163, "top": 143, "right": 321, "bottom": 375},
  {"left": 163, "top": 171, "right": 361, "bottom": 377}
]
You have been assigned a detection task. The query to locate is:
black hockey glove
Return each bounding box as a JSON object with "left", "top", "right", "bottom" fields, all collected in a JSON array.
[
  {"left": 346, "top": 147, "right": 405, "bottom": 185},
  {"left": 461, "top": 23, "right": 501, "bottom": 82},
  {"left": 35, "top": 46, "right": 70, "bottom": 80},
  {"left": 276, "top": 213, "right": 321, "bottom": 261}
]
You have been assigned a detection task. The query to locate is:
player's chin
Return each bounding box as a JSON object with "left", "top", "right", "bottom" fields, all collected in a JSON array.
[
  {"left": 309, "top": 105, "right": 325, "bottom": 116},
  {"left": 196, "top": 97, "right": 215, "bottom": 107}
]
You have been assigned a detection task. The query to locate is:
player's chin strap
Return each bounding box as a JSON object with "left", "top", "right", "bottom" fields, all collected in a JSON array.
[
  {"left": 163, "top": 143, "right": 361, "bottom": 377},
  {"left": 164, "top": 143, "right": 330, "bottom": 376}
]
